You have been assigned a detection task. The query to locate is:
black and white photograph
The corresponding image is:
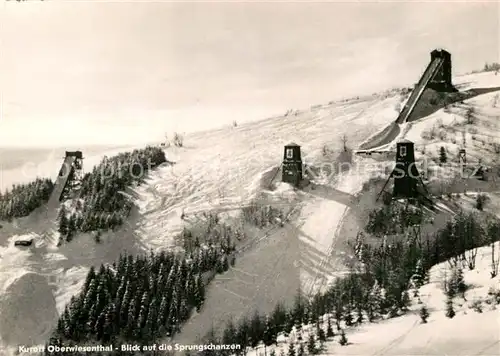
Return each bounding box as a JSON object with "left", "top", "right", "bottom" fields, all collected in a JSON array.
[{"left": 0, "top": 1, "right": 499, "bottom": 355}]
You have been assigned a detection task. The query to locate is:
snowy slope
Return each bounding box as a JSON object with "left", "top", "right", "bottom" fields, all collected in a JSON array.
[
  {"left": 0, "top": 93, "right": 400, "bottom": 355},
  {"left": 0, "top": 145, "right": 152, "bottom": 355},
  {"left": 241, "top": 242, "right": 500, "bottom": 356},
  {"left": 131, "top": 94, "right": 401, "bottom": 252},
  {"left": 0, "top": 71, "right": 498, "bottom": 354},
  {"left": 404, "top": 71, "right": 500, "bottom": 160}
]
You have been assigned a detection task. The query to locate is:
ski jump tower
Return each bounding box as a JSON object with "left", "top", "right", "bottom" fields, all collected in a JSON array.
[
  {"left": 46, "top": 151, "right": 84, "bottom": 211},
  {"left": 396, "top": 48, "right": 456, "bottom": 124}
]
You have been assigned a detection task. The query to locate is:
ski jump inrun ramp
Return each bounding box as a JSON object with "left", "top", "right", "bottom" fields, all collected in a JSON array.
[
  {"left": 357, "top": 49, "right": 454, "bottom": 152},
  {"left": 46, "top": 155, "right": 77, "bottom": 211},
  {"left": 395, "top": 55, "right": 444, "bottom": 124}
]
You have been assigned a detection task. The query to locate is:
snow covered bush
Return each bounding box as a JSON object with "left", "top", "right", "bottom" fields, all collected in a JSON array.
[
  {"left": 469, "top": 298, "right": 484, "bottom": 313},
  {"left": 173, "top": 132, "right": 184, "bottom": 147}
]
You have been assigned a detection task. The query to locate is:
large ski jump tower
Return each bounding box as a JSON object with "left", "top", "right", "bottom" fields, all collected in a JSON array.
[
  {"left": 395, "top": 48, "right": 456, "bottom": 125},
  {"left": 282, "top": 143, "right": 303, "bottom": 187}
]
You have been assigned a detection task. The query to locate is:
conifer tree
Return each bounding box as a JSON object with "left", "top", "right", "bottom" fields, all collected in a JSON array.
[
  {"left": 195, "top": 274, "right": 206, "bottom": 312},
  {"left": 451, "top": 265, "right": 467, "bottom": 298},
  {"left": 58, "top": 206, "right": 69, "bottom": 236},
  {"left": 316, "top": 322, "right": 326, "bottom": 342},
  {"left": 249, "top": 311, "right": 264, "bottom": 348},
  {"left": 285, "top": 311, "right": 295, "bottom": 334},
  {"left": 125, "top": 298, "right": 137, "bottom": 339},
  {"left": 95, "top": 310, "right": 106, "bottom": 340},
  {"left": 298, "top": 342, "right": 305, "bottom": 356},
  {"left": 94, "top": 230, "right": 102, "bottom": 244},
  {"left": 400, "top": 290, "right": 411, "bottom": 311},
  {"left": 344, "top": 304, "right": 353, "bottom": 326},
  {"left": 287, "top": 342, "right": 296, "bottom": 356},
  {"left": 66, "top": 214, "right": 77, "bottom": 242},
  {"left": 439, "top": 146, "right": 447, "bottom": 164},
  {"left": 355, "top": 305, "right": 364, "bottom": 324},
  {"left": 270, "top": 302, "right": 288, "bottom": 338},
  {"left": 56, "top": 317, "right": 65, "bottom": 337},
  {"left": 307, "top": 333, "right": 317, "bottom": 355},
  {"left": 333, "top": 301, "right": 343, "bottom": 326},
  {"left": 326, "top": 317, "right": 334, "bottom": 338},
  {"left": 145, "top": 298, "right": 158, "bottom": 340},
  {"left": 411, "top": 259, "right": 426, "bottom": 297},
  {"left": 445, "top": 296, "right": 455, "bottom": 319},
  {"left": 339, "top": 329, "right": 348, "bottom": 346},
  {"left": 222, "top": 319, "right": 237, "bottom": 346},
  {"left": 236, "top": 317, "right": 250, "bottom": 350},
  {"left": 419, "top": 305, "right": 429, "bottom": 323},
  {"left": 263, "top": 316, "right": 275, "bottom": 347}
]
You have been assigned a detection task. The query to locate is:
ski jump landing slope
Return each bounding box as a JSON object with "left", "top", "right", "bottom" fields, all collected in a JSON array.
[{"left": 46, "top": 156, "right": 76, "bottom": 212}]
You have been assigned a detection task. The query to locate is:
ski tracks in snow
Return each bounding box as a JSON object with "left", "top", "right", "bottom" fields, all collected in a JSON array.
[
  {"left": 372, "top": 318, "right": 420, "bottom": 356},
  {"left": 306, "top": 204, "right": 350, "bottom": 297}
]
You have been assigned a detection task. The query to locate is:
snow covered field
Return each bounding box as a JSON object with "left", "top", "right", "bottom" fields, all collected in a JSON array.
[
  {"left": 0, "top": 70, "right": 498, "bottom": 354},
  {"left": 132, "top": 94, "right": 400, "bottom": 251}
]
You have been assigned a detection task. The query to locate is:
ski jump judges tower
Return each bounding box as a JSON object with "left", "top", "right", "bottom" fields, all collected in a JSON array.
[
  {"left": 46, "top": 151, "right": 84, "bottom": 210},
  {"left": 376, "top": 140, "right": 431, "bottom": 203},
  {"left": 282, "top": 143, "right": 303, "bottom": 187}
]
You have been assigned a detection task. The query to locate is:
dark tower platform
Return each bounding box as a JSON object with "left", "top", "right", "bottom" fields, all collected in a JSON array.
[
  {"left": 392, "top": 140, "right": 420, "bottom": 199},
  {"left": 282, "top": 143, "right": 303, "bottom": 187},
  {"left": 377, "top": 140, "right": 432, "bottom": 205},
  {"left": 427, "top": 49, "right": 456, "bottom": 92}
]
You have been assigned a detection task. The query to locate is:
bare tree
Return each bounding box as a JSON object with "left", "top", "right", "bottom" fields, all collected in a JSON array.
[
  {"left": 491, "top": 243, "right": 499, "bottom": 278},
  {"left": 488, "top": 221, "right": 500, "bottom": 278},
  {"left": 173, "top": 132, "right": 184, "bottom": 147},
  {"left": 467, "top": 245, "right": 478, "bottom": 270},
  {"left": 341, "top": 134, "right": 348, "bottom": 152}
]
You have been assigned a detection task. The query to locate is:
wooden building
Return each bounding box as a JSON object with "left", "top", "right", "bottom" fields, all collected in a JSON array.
[{"left": 282, "top": 143, "right": 303, "bottom": 187}]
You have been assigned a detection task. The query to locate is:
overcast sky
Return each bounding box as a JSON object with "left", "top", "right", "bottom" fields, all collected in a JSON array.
[{"left": 0, "top": 0, "right": 498, "bottom": 147}]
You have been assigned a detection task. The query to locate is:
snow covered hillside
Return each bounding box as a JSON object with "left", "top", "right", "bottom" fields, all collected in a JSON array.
[
  {"left": 240, "top": 241, "right": 500, "bottom": 356},
  {"left": 131, "top": 93, "right": 401, "bottom": 251},
  {"left": 0, "top": 90, "right": 402, "bottom": 355},
  {"left": 0, "top": 70, "right": 498, "bottom": 355}
]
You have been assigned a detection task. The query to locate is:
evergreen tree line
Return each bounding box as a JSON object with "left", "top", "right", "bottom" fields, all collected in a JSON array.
[
  {"left": 241, "top": 204, "right": 285, "bottom": 228},
  {"left": 365, "top": 203, "right": 423, "bottom": 237},
  {"left": 209, "top": 210, "right": 499, "bottom": 356},
  {"left": 483, "top": 62, "right": 500, "bottom": 72},
  {"left": 179, "top": 216, "right": 237, "bottom": 267},
  {"left": 45, "top": 244, "right": 234, "bottom": 356},
  {"left": 0, "top": 178, "right": 54, "bottom": 221},
  {"left": 57, "top": 146, "right": 167, "bottom": 238}
]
